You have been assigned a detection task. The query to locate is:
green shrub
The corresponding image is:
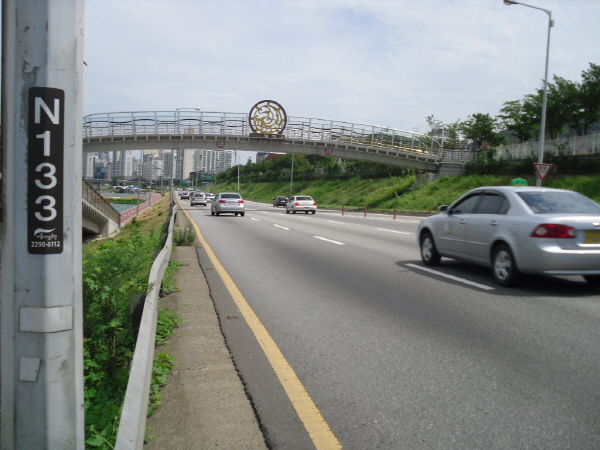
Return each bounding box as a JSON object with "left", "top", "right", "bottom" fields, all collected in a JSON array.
[
  {"left": 83, "top": 206, "right": 180, "bottom": 448},
  {"left": 173, "top": 223, "right": 196, "bottom": 246}
]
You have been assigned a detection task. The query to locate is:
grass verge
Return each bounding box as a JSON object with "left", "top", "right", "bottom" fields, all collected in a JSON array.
[{"left": 83, "top": 198, "right": 181, "bottom": 448}]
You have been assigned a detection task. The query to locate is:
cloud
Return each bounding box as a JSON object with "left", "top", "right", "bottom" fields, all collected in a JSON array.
[{"left": 83, "top": 0, "right": 600, "bottom": 135}]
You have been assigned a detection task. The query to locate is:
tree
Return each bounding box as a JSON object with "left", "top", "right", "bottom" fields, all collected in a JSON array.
[
  {"left": 546, "top": 75, "right": 581, "bottom": 137},
  {"left": 459, "top": 113, "right": 504, "bottom": 149},
  {"left": 498, "top": 100, "right": 537, "bottom": 143},
  {"left": 580, "top": 63, "right": 600, "bottom": 134},
  {"left": 443, "top": 120, "right": 463, "bottom": 149}
]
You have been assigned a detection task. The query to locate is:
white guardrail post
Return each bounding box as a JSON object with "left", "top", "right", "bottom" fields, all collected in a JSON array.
[{"left": 115, "top": 204, "right": 177, "bottom": 450}]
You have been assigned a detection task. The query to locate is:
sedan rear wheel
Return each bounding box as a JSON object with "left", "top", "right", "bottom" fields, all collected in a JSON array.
[
  {"left": 492, "top": 244, "right": 519, "bottom": 287},
  {"left": 420, "top": 231, "right": 441, "bottom": 266}
]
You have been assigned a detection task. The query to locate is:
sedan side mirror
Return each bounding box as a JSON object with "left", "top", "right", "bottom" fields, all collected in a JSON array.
[{"left": 438, "top": 205, "right": 448, "bottom": 212}]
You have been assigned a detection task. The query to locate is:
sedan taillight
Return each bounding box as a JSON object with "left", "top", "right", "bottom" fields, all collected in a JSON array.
[
  {"left": 238, "top": 200, "right": 244, "bottom": 203},
  {"left": 295, "top": 202, "right": 300, "bottom": 206},
  {"left": 531, "top": 224, "right": 576, "bottom": 238},
  {"left": 219, "top": 200, "right": 226, "bottom": 203},
  {"left": 313, "top": 202, "right": 317, "bottom": 206}
]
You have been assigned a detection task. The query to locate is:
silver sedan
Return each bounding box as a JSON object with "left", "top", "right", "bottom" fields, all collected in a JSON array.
[
  {"left": 417, "top": 186, "right": 600, "bottom": 287},
  {"left": 211, "top": 192, "right": 245, "bottom": 216},
  {"left": 286, "top": 196, "right": 317, "bottom": 214}
]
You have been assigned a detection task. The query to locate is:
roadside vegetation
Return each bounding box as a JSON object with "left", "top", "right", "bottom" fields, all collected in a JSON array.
[
  {"left": 209, "top": 171, "right": 600, "bottom": 214},
  {"left": 83, "top": 198, "right": 180, "bottom": 448},
  {"left": 105, "top": 197, "right": 147, "bottom": 204},
  {"left": 425, "top": 62, "right": 600, "bottom": 149}
]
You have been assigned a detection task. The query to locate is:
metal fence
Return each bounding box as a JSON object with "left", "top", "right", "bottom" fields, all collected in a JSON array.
[
  {"left": 82, "top": 178, "right": 121, "bottom": 224},
  {"left": 495, "top": 134, "right": 600, "bottom": 160}
]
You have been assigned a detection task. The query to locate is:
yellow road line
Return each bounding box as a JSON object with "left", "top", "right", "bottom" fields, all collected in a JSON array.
[{"left": 182, "top": 207, "right": 342, "bottom": 450}]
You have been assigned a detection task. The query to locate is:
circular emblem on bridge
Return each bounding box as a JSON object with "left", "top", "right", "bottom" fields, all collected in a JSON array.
[
  {"left": 216, "top": 140, "right": 225, "bottom": 149},
  {"left": 324, "top": 147, "right": 334, "bottom": 156},
  {"left": 249, "top": 100, "right": 287, "bottom": 135}
]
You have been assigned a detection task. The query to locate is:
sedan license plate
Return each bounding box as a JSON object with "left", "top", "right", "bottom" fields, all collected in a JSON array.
[{"left": 584, "top": 229, "right": 600, "bottom": 244}]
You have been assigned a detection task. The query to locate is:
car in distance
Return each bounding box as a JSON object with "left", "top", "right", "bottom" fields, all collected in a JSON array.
[
  {"left": 417, "top": 186, "right": 600, "bottom": 287},
  {"left": 286, "top": 196, "right": 317, "bottom": 214},
  {"left": 205, "top": 192, "right": 215, "bottom": 201},
  {"left": 273, "top": 196, "right": 288, "bottom": 207},
  {"left": 211, "top": 192, "right": 245, "bottom": 216},
  {"left": 190, "top": 191, "right": 207, "bottom": 206},
  {"left": 180, "top": 190, "right": 190, "bottom": 200}
]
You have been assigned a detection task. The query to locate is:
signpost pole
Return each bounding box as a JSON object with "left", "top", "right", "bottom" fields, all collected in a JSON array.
[{"left": 1, "top": 1, "right": 85, "bottom": 448}]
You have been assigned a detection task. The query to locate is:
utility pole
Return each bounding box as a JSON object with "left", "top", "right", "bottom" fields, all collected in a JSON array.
[
  {"left": 1, "top": 1, "right": 86, "bottom": 449},
  {"left": 289, "top": 153, "right": 295, "bottom": 198}
]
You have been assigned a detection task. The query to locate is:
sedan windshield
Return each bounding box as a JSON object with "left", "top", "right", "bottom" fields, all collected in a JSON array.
[
  {"left": 296, "top": 197, "right": 313, "bottom": 201},
  {"left": 518, "top": 191, "right": 600, "bottom": 214}
]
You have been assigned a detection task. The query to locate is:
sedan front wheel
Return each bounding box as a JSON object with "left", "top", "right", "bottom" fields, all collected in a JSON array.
[{"left": 420, "top": 231, "right": 440, "bottom": 266}]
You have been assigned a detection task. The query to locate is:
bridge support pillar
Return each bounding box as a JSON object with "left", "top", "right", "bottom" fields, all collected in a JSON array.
[{"left": 436, "top": 161, "right": 466, "bottom": 177}]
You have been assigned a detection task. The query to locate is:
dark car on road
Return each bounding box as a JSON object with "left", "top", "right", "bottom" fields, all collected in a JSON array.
[{"left": 273, "top": 196, "right": 288, "bottom": 207}]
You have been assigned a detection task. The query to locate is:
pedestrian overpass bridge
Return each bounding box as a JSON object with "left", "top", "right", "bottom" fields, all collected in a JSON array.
[
  {"left": 82, "top": 178, "right": 121, "bottom": 238},
  {"left": 83, "top": 110, "right": 464, "bottom": 172}
]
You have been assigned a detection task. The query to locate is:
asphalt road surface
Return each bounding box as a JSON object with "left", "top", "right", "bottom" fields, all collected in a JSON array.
[{"left": 182, "top": 199, "right": 600, "bottom": 450}]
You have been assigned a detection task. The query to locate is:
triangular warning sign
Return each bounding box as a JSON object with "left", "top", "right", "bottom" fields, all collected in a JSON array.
[{"left": 534, "top": 163, "right": 553, "bottom": 182}]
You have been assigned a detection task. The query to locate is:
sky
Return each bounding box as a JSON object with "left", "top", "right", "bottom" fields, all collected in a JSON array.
[{"left": 83, "top": 0, "right": 600, "bottom": 163}]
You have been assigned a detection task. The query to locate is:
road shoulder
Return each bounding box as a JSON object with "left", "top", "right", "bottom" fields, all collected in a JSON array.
[{"left": 144, "top": 244, "right": 268, "bottom": 450}]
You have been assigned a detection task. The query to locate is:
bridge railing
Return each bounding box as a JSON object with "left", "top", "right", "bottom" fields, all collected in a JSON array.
[
  {"left": 82, "top": 178, "right": 121, "bottom": 224},
  {"left": 83, "top": 111, "right": 443, "bottom": 158}
]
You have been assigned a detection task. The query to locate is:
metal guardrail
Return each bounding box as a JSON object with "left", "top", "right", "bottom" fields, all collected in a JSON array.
[
  {"left": 115, "top": 199, "right": 176, "bottom": 450},
  {"left": 82, "top": 178, "right": 121, "bottom": 224},
  {"left": 82, "top": 110, "right": 444, "bottom": 159}
]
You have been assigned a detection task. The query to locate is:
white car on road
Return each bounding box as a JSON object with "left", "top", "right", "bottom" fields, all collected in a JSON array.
[{"left": 286, "top": 196, "right": 317, "bottom": 214}]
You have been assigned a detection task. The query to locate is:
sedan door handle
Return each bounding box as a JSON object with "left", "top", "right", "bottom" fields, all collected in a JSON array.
[
  {"left": 490, "top": 221, "right": 499, "bottom": 226},
  {"left": 459, "top": 219, "right": 467, "bottom": 225}
]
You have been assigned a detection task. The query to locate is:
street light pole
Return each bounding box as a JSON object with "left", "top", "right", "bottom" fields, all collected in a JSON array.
[
  {"left": 236, "top": 151, "right": 240, "bottom": 192},
  {"left": 289, "top": 153, "right": 295, "bottom": 198},
  {"left": 136, "top": 161, "right": 143, "bottom": 217},
  {"left": 503, "top": 0, "right": 553, "bottom": 186}
]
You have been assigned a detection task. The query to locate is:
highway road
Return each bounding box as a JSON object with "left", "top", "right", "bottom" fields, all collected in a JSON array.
[{"left": 182, "top": 199, "right": 600, "bottom": 450}]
